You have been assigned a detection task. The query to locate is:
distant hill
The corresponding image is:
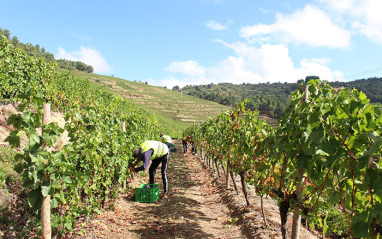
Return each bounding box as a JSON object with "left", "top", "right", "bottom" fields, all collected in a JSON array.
[
  {"left": 68, "top": 70, "right": 232, "bottom": 137},
  {"left": 180, "top": 77, "right": 382, "bottom": 118},
  {"left": 330, "top": 77, "right": 382, "bottom": 103}
]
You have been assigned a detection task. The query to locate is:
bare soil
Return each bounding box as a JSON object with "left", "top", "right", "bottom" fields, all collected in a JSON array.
[{"left": 65, "top": 141, "right": 322, "bottom": 239}]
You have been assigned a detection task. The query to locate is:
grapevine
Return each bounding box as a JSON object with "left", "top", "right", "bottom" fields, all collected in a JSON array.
[
  {"left": 186, "top": 79, "right": 382, "bottom": 238},
  {"left": 1, "top": 36, "right": 161, "bottom": 236}
]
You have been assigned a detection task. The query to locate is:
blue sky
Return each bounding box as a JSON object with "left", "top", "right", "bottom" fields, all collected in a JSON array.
[{"left": 1, "top": 0, "right": 382, "bottom": 89}]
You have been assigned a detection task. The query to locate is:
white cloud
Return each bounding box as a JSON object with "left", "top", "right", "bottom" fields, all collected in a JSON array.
[
  {"left": 318, "top": 0, "right": 357, "bottom": 12},
  {"left": 158, "top": 76, "right": 212, "bottom": 89},
  {"left": 299, "top": 58, "right": 336, "bottom": 81},
  {"left": 352, "top": 20, "right": 382, "bottom": 43},
  {"left": 259, "top": 8, "right": 269, "bottom": 14},
  {"left": 240, "top": 5, "right": 351, "bottom": 48},
  {"left": 165, "top": 60, "right": 206, "bottom": 76},
  {"left": 320, "top": 0, "right": 382, "bottom": 43},
  {"left": 203, "top": 20, "right": 227, "bottom": 31},
  {"left": 56, "top": 47, "right": 113, "bottom": 74},
  {"left": 160, "top": 41, "right": 342, "bottom": 89},
  {"left": 240, "top": 23, "right": 277, "bottom": 37}
]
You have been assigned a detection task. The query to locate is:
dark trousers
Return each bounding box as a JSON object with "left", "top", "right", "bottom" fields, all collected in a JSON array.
[
  {"left": 165, "top": 142, "right": 172, "bottom": 151},
  {"left": 182, "top": 141, "right": 188, "bottom": 153},
  {"left": 191, "top": 144, "right": 196, "bottom": 153},
  {"left": 149, "top": 153, "right": 169, "bottom": 193}
]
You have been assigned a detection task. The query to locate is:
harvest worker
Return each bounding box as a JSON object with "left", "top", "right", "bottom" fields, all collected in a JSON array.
[
  {"left": 160, "top": 133, "right": 172, "bottom": 151},
  {"left": 182, "top": 135, "right": 190, "bottom": 154},
  {"left": 131, "top": 140, "right": 170, "bottom": 195}
]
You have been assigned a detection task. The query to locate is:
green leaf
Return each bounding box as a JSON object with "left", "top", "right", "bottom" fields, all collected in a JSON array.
[
  {"left": 23, "top": 179, "right": 35, "bottom": 188},
  {"left": 28, "top": 188, "right": 42, "bottom": 208},
  {"left": 359, "top": 91, "right": 367, "bottom": 101},
  {"left": 14, "top": 163, "right": 24, "bottom": 174},
  {"left": 367, "top": 131, "right": 381, "bottom": 144},
  {"left": 42, "top": 133, "right": 58, "bottom": 147},
  {"left": 51, "top": 198, "right": 59, "bottom": 208},
  {"left": 309, "top": 126, "right": 325, "bottom": 142},
  {"left": 62, "top": 176, "right": 72, "bottom": 184},
  {"left": 4, "top": 130, "right": 21, "bottom": 148},
  {"left": 35, "top": 97, "right": 46, "bottom": 106},
  {"left": 316, "top": 149, "right": 329, "bottom": 156},
  {"left": 29, "top": 133, "right": 41, "bottom": 145},
  {"left": 351, "top": 210, "right": 371, "bottom": 238},
  {"left": 51, "top": 177, "right": 60, "bottom": 189},
  {"left": 41, "top": 180, "right": 51, "bottom": 197},
  {"left": 18, "top": 103, "right": 27, "bottom": 112},
  {"left": 6, "top": 114, "right": 24, "bottom": 130},
  {"left": 64, "top": 222, "right": 73, "bottom": 231}
]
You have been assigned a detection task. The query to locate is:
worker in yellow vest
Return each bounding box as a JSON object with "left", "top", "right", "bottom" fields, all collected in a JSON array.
[
  {"left": 160, "top": 133, "right": 172, "bottom": 151},
  {"left": 131, "top": 140, "right": 170, "bottom": 195}
]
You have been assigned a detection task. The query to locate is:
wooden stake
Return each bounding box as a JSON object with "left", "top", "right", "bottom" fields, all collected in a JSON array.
[
  {"left": 291, "top": 83, "right": 309, "bottom": 239},
  {"left": 225, "top": 160, "right": 230, "bottom": 189},
  {"left": 41, "top": 103, "right": 51, "bottom": 239},
  {"left": 122, "top": 122, "right": 127, "bottom": 189}
]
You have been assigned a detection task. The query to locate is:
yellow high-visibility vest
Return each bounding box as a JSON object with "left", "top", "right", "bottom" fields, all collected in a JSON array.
[
  {"left": 161, "top": 135, "right": 172, "bottom": 143},
  {"left": 141, "top": 140, "right": 169, "bottom": 160}
]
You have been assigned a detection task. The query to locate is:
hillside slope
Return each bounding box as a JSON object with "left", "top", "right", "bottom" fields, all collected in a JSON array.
[{"left": 69, "top": 70, "right": 232, "bottom": 137}]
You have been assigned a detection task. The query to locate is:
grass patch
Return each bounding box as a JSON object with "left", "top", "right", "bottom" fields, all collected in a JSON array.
[
  {"left": 0, "top": 145, "right": 19, "bottom": 191},
  {"left": 0, "top": 145, "right": 24, "bottom": 230}
]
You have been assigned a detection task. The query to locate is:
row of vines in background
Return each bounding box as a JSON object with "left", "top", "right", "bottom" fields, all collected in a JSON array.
[
  {"left": 1, "top": 36, "right": 161, "bottom": 237},
  {"left": 185, "top": 79, "right": 382, "bottom": 239}
]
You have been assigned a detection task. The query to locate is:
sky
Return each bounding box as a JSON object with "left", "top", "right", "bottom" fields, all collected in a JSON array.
[{"left": 1, "top": 0, "right": 382, "bottom": 89}]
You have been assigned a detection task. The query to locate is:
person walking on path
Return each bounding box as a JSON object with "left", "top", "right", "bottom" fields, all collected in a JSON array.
[
  {"left": 131, "top": 140, "right": 170, "bottom": 195},
  {"left": 160, "top": 133, "right": 172, "bottom": 151},
  {"left": 182, "top": 135, "right": 190, "bottom": 154}
]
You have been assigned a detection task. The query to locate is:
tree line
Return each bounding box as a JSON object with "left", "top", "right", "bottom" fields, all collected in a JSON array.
[
  {"left": 0, "top": 27, "right": 93, "bottom": 73},
  {"left": 178, "top": 76, "right": 382, "bottom": 118}
]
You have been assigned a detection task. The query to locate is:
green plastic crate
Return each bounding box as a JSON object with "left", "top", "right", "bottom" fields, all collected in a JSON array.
[
  {"left": 135, "top": 184, "right": 159, "bottom": 203},
  {"left": 170, "top": 147, "right": 177, "bottom": 152}
]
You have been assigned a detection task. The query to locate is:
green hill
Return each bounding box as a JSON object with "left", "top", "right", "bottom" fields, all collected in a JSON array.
[
  {"left": 180, "top": 77, "right": 382, "bottom": 119},
  {"left": 68, "top": 70, "right": 231, "bottom": 138}
]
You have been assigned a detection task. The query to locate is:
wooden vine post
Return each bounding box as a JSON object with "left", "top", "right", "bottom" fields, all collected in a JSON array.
[
  {"left": 225, "top": 145, "right": 232, "bottom": 189},
  {"left": 122, "top": 122, "right": 127, "bottom": 189},
  {"left": 41, "top": 103, "right": 51, "bottom": 239},
  {"left": 291, "top": 81, "right": 309, "bottom": 239}
]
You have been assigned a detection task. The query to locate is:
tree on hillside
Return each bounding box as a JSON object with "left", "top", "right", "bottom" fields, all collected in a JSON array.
[
  {"left": 11, "top": 36, "right": 19, "bottom": 47},
  {"left": 1, "top": 28, "right": 10, "bottom": 38},
  {"left": 0, "top": 28, "right": 93, "bottom": 71}
]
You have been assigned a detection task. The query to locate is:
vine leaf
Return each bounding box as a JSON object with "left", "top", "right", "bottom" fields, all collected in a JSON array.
[
  {"left": 41, "top": 181, "right": 51, "bottom": 197},
  {"left": 4, "top": 130, "right": 21, "bottom": 148},
  {"left": 28, "top": 188, "right": 42, "bottom": 208}
]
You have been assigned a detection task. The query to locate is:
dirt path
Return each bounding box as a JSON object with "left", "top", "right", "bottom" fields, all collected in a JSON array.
[{"left": 67, "top": 141, "right": 320, "bottom": 239}]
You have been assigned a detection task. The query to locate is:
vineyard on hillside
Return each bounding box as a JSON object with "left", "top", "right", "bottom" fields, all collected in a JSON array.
[
  {"left": 71, "top": 70, "right": 232, "bottom": 137},
  {"left": 185, "top": 80, "right": 382, "bottom": 238},
  {"left": 0, "top": 36, "right": 161, "bottom": 237}
]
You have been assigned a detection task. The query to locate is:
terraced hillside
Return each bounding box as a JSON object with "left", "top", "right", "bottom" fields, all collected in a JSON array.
[{"left": 69, "top": 71, "right": 231, "bottom": 137}]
